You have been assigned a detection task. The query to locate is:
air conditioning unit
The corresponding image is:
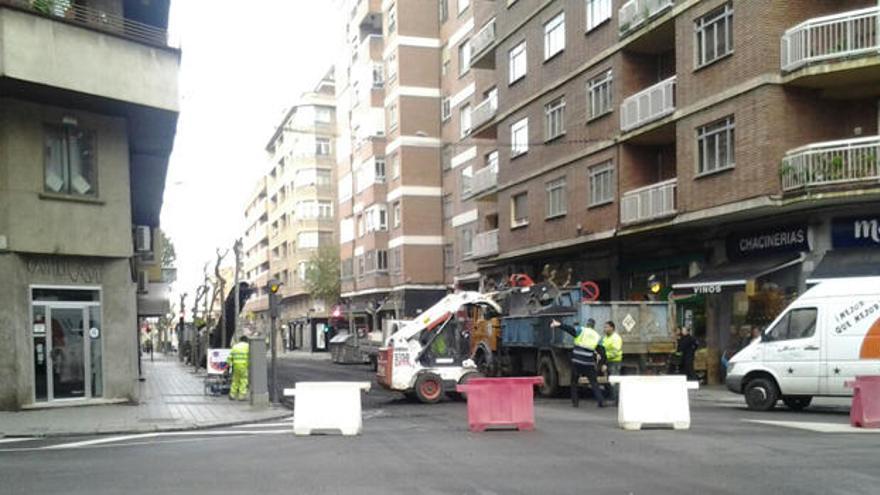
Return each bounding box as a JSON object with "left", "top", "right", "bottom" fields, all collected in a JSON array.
[
  {"left": 134, "top": 225, "right": 152, "bottom": 253},
  {"left": 137, "top": 269, "right": 149, "bottom": 294}
]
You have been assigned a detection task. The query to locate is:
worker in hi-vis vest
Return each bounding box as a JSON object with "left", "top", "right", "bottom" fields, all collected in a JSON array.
[
  {"left": 227, "top": 336, "right": 250, "bottom": 401},
  {"left": 601, "top": 321, "right": 623, "bottom": 404},
  {"left": 551, "top": 318, "right": 605, "bottom": 408}
]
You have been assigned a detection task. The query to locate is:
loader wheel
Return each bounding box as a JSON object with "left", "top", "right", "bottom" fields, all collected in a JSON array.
[
  {"left": 446, "top": 372, "right": 483, "bottom": 401},
  {"left": 537, "top": 356, "right": 559, "bottom": 398},
  {"left": 414, "top": 372, "right": 444, "bottom": 404}
]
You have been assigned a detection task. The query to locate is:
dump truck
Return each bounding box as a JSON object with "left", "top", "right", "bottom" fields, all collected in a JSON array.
[{"left": 470, "top": 283, "right": 675, "bottom": 397}]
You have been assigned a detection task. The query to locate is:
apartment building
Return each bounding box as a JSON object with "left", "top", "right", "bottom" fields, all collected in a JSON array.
[
  {"left": 471, "top": 0, "right": 880, "bottom": 380},
  {"left": 262, "top": 70, "right": 337, "bottom": 352},
  {"left": 0, "top": 0, "right": 179, "bottom": 409},
  {"left": 242, "top": 177, "right": 270, "bottom": 323}
]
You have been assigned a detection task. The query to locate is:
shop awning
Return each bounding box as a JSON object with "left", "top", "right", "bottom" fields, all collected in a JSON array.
[
  {"left": 673, "top": 254, "right": 804, "bottom": 290},
  {"left": 807, "top": 249, "right": 880, "bottom": 284}
]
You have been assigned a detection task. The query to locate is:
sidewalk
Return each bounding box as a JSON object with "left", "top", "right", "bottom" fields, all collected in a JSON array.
[{"left": 0, "top": 353, "right": 290, "bottom": 437}]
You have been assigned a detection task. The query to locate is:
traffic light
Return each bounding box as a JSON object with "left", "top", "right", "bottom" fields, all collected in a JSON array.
[
  {"left": 267, "top": 278, "right": 283, "bottom": 318},
  {"left": 647, "top": 274, "right": 663, "bottom": 295}
]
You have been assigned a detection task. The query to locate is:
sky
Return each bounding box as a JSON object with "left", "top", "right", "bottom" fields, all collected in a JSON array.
[{"left": 161, "top": 1, "right": 341, "bottom": 302}]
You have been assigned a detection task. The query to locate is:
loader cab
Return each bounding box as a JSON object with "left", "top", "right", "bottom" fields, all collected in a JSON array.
[{"left": 418, "top": 303, "right": 495, "bottom": 367}]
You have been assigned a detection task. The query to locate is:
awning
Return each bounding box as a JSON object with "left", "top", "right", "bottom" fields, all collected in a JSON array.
[
  {"left": 807, "top": 248, "right": 880, "bottom": 284},
  {"left": 673, "top": 254, "right": 804, "bottom": 291}
]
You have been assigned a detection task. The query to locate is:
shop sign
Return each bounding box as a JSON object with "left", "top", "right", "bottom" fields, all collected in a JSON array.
[
  {"left": 25, "top": 256, "right": 102, "bottom": 284},
  {"left": 832, "top": 216, "right": 880, "bottom": 248},
  {"left": 727, "top": 225, "right": 809, "bottom": 260},
  {"left": 693, "top": 284, "right": 723, "bottom": 294}
]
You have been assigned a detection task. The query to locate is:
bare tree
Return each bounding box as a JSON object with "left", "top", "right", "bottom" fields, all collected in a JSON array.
[{"left": 213, "top": 248, "right": 229, "bottom": 346}]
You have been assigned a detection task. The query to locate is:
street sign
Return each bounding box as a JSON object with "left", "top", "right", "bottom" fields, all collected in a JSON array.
[
  {"left": 622, "top": 313, "right": 636, "bottom": 333},
  {"left": 580, "top": 281, "right": 601, "bottom": 302}
]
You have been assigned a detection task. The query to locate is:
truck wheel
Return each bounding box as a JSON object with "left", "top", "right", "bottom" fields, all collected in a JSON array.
[
  {"left": 414, "top": 372, "right": 444, "bottom": 404},
  {"left": 537, "top": 356, "right": 559, "bottom": 398},
  {"left": 447, "top": 372, "right": 483, "bottom": 401},
  {"left": 369, "top": 355, "right": 378, "bottom": 371},
  {"left": 782, "top": 396, "right": 812, "bottom": 411},
  {"left": 744, "top": 377, "right": 779, "bottom": 411}
]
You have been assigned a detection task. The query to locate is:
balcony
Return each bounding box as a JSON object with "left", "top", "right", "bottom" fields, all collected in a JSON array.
[
  {"left": 781, "top": 7, "right": 879, "bottom": 72},
  {"left": 471, "top": 230, "right": 499, "bottom": 259},
  {"left": 781, "top": 136, "right": 880, "bottom": 192},
  {"left": 471, "top": 18, "right": 496, "bottom": 69},
  {"left": 471, "top": 164, "right": 498, "bottom": 197},
  {"left": 619, "top": 0, "right": 674, "bottom": 36},
  {"left": 621, "top": 178, "right": 677, "bottom": 225},
  {"left": 621, "top": 76, "right": 676, "bottom": 132},
  {"left": 351, "top": 0, "right": 382, "bottom": 30},
  {"left": 472, "top": 93, "right": 498, "bottom": 130}
]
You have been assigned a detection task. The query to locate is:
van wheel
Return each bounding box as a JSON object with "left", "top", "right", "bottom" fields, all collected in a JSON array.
[
  {"left": 744, "top": 377, "right": 779, "bottom": 411},
  {"left": 537, "top": 356, "right": 559, "bottom": 398},
  {"left": 782, "top": 396, "right": 812, "bottom": 411},
  {"left": 414, "top": 372, "right": 444, "bottom": 404}
]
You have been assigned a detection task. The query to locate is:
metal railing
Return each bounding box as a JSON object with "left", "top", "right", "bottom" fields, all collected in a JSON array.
[
  {"left": 620, "top": 75, "right": 676, "bottom": 132},
  {"left": 471, "top": 230, "right": 499, "bottom": 258},
  {"left": 2, "top": 0, "right": 171, "bottom": 48},
  {"left": 471, "top": 164, "right": 498, "bottom": 197},
  {"left": 621, "top": 178, "right": 677, "bottom": 224},
  {"left": 472, "top": 92, "right": 498, "bottom": 129},
  {"left": 781, "top": 7, "right": 879, "bottom": 72},
  {"left": 781, "top": 136, "right": 880, "bottom": 191},
  {"left": 619, "top": 0, "right": 674, "bottom": 35},
  {"left": 471, "top": 18, "right": 497, "bottom": 60}
]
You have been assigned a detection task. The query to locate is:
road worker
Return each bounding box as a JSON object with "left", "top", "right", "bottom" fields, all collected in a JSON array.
[
  {"left": 551, "top": 318, "right": 604, "bottom": 408},
  {"left": 227, "top": 335, "right": 250, "bottom": 401},
  {"left": 601, "top": 321, "right": 623, "bottom": 405}
]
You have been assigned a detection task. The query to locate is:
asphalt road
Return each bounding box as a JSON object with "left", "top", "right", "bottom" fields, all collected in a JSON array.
[{"left": 2, "top": 358, "right": 878, "bottom": 495}]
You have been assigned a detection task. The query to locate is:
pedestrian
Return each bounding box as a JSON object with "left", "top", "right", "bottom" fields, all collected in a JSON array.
[
  {"left": 600, "top": 321, "right": 623, "bottom": 405},
  {"left": 551, "top": 318, "right": 604, "bottom": 408},
  {"left": 227, "top": 336, "right": 250, "bottom": 401},
  {"left": 677, "top": 327, "right": 699, "bottom": 381}
]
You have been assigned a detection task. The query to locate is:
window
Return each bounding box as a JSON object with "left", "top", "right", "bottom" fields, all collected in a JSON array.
[
  {"left": 315, "top": 107, "right": 333, "bottom": 123},
  {"left": 444, "top": 244, "right": 455, "bottom": 268},
  {"left": 377, "top": 250, "right": 389, "bottom": 271},
  {"left": 697, "top": 116, "right": 735, "bottom": 175},
  {"left": 461, "top": 166, "right": 473, "bottom": 197},
  {"left": 44, "top": 126, "right": 97, "bottom": 197},
  {"left": 357, "top": 255, "right": 365, "bottom": 278},
  {"left": 341, "top": 258, "right": 354, "bottom": 279},
  {"left": 371, "top": 64, "right": 384, "bottom": 87},
  {"left": 544, "top": 12, "right": 565, "bottom": 60},
  {"left": 441, "top": 45, "right": 451, "bottom": 77},
  {"left": 297, "top": 232, "right": 320, "bottom": 249},
  {"left": 441, "top": 97, "right": 451, "bottom": 122},
  {"left": 375, "top": 158, "right": 386, "bottom": 182},
  {"left": 588, "top": 69, "right": 613, "bottom": 119},
  {"left": 545, "top": 177, "right": 567, "bottom": 218},
  {"left": 460, "top": 226, "right": 474, "bottom": 256},
  {"left": 457, "top": 0, "right": 470, "bottom": 15},
  {"left": 390, "top": 153, "right": 401, "bottom": 179},
  {"left": 460, "top": 104, "right": 472, "bottom": 138},
  {"left": 589, "top": 161, "right": 614, "bottom": 206},
  {"left": 298, "top": 261, "right": 310, "bottom": 281},
  {"left": 317, "top": 169, "right": 332, "bottom": 186},
  {"left": 586, "top": 0, "right": 611, "bottom": 31},
  {"left": 544, "top": 97, "right": 565, "bottom": 140},
  {"left": 439, "top": 0, "right": 448, "bottom": 23},
  {"left": 365, "top": 204, "right": 388, "bottom": 232},
  {"left": 511, "top": 192, "right": 528, "bottom": 227},
  {"left": 442, "top": 194, "right": 453, "bottom": 223},
  {"left": 316, "top": 137, "right": 331, "bottom": 156},
  {"left": 392, "top": 201, "right": 401, "bottom": 227},
  {"left": 764, "top": 308, "right": 818, "bottom": 342},
  {"left": 318, "top": 200, "right": 333, "bottom": 219},
  {"left": 458, "top": 39, "right": 472, "bottom": 76},
  {"left": 388, "top": 103, "right": 398, "bottom": 130},
  {"left": 340, "top": 217, "right": 354, "bottom": 243},
  {"left": 510, "top": 118, "right": 529, "bottom": 157},
  {"left": 386, "top": 53, "right": 398, "bottom": 83},
  {"left": 390, "top": 247, "right": 402, "bottom": 274},
  {"left": 508, "top": 41, "right": 527, "bottom": 84},
  {"left": 486, "top": 150, "right": 499, "bottom": 172},
  {"left": 695, "top": 3, "right": 733, "bottom": 68},
  {"left": 387, "top": 3, "right": 397, "bottom": 34},
  {"left": 442, "top": 145, "right": 453, "bottom": 171}
]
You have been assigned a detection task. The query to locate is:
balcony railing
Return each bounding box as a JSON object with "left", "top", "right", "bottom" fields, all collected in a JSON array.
[
  {"left": 781, "top": 136, "right": 880, "bottom": 191},
  {"left": 620, "top": 76, "right": 676, "bottom": 132},
  {"left": 621, "top": 178, "right": 677, "bottom": 225},
  {"left": 781, "top": 7, "right": 879, "bottom": 72},
  {"left": 472, "top": 93, "right": 498, "bottom": 130},
  {"left": 471, "top": 164, "right": 498, "bottom": 197},
  {"left": 619, "top": 0, "right": 674, "bottom": 36},
  {"left": 471, "top": 230, "right": 499, "bottom": 258},
  {"left": 471, "top": 18, "right": 497, "bottom": 61},
  {"left": 2, "top": 0, "right": 171, "bottom": 48}
]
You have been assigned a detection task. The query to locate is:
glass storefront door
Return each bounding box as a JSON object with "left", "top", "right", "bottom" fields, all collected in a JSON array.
[{"left": 31, "top": 288, "right": 102, "bottom": 402}]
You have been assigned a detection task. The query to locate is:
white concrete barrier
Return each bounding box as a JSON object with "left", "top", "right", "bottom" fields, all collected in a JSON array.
[
  {"left": 608, "top": 375, "right": 699, "bottom": 431},
  {"left": 283, "top": 381, "right": 371, "bottom": 436}
]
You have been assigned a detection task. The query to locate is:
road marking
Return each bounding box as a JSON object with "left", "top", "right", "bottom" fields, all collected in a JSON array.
[
  {"left": 44, "top": 433, "right": 159, "bottom": 449},
  {"left": 0, "top": 438, "right": 36, "bottom": 445},
  {"left": 744, "top": 419, "right": 880, "bottom": 433}
]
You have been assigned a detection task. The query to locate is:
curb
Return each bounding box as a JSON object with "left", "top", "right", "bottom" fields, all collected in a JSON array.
[{"left": 1, "top": 407, "right": 293, "bottom": 439}]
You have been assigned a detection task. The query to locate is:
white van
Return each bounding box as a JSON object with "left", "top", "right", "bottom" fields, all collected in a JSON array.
[{"left": 726, "top": 276, "right": 880, "bottom": 411}]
